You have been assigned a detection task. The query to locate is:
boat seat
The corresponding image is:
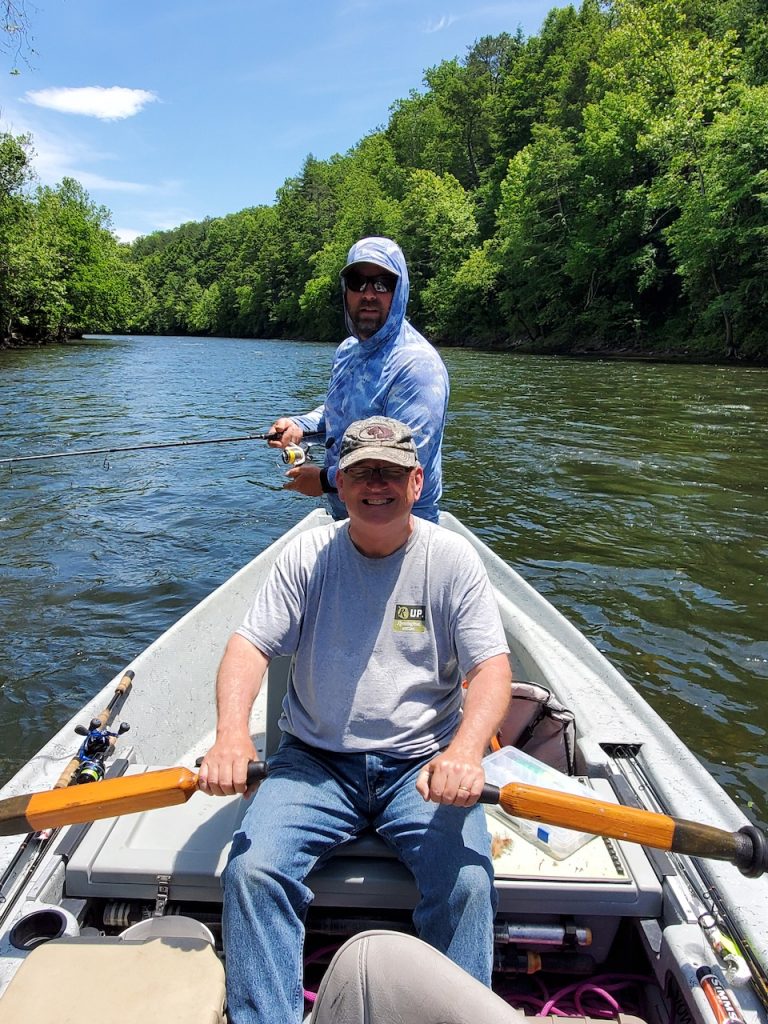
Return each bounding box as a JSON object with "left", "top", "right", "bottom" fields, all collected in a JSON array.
[{"left": 0, "top": 935, "right": 226, "bottom": 1024}]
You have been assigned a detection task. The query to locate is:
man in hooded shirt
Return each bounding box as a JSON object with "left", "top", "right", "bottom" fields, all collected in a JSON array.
[{"left": 268, "top": 236, "right": 449, "bottom": 523}]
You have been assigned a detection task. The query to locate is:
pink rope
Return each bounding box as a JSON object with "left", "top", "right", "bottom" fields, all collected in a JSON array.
[
  {"left": 303, "top": 944, "right": 342, "bottom": 1004},
  {"left": 539, "top": 974, "right": 653, "bottom": 1018},
  {"left": 500, "top": 972, "right": 654, "bottom": 1019}
]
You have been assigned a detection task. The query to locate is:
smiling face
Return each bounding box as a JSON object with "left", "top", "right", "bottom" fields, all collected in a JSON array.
[
  {"left": 343, "top": 262, "right": 395, "bottom": 340},
  {"left": 337, "top": 458, "right": 424, "bottom": 555}
]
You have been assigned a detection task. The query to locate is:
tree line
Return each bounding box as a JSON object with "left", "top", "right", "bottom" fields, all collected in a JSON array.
[{"left": 2, "top": 0, "right": 767, "bottom": 359}]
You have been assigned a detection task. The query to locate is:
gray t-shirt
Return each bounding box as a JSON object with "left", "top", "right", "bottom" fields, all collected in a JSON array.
[{"left": 237, "top": 518, "right": 509, "bottom": 758}]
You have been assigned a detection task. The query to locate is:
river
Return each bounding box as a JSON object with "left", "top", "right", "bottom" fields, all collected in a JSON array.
[{"left": 1, "top": 335, "right": 766, "bottom": 825}]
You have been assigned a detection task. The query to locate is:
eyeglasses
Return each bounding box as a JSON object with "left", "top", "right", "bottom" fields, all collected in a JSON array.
[
  {"left": 343, "top": 271, "right": 397, "bottom": 294},
  {"left": 344, "top": 465, "right": 412, "bottom": 483}
]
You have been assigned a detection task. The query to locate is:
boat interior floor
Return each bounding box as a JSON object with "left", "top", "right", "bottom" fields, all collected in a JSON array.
[{"left": 0, "top": 929, "right": 652, "bottom": 1024}]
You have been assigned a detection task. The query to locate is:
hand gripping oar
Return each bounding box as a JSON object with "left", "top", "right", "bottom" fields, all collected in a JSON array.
[
  {"left": 0, "top": 762, "right": 268, "bottom": 836},
  {"left": 478, "top": 781, "right": 768, "bottom": 878}
]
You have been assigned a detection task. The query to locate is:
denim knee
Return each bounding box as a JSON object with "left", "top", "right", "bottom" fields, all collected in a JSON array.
[
  {"left": 224, "top": 830, "right": 313, "bottom": 920},
  {"left": 456, "top": 860, "right": 495, "bottom": 899}
]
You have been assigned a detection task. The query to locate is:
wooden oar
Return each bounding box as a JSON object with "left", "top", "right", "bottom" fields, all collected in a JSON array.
[
  {"left": 0, "top": 764, "right": 764, "bottom": 877},
  {"left": 478, "top": 781, "right": 768, "bottom": 878},
  {"left": 0, "top": 762, "right": 267, "bottom": 836}
]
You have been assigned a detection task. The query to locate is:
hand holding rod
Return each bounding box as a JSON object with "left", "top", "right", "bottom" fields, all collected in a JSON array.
[{"left": 478, "top": 781, "right": 768, "bottom": 877}]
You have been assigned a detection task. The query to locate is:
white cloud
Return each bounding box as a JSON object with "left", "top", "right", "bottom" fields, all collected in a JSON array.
[
  {"left": 113, "top": 228, "right": 142, "bottom": 244},
  {"left": 74, "top": 171, "right": 153, "bottom": 193},
  {"left": 425, "top": 14, "right": 457, "bottom": 33},
  {"left": 20, "top": 125, "right": 153, "bottom": 194},
  {"left": 24, "top": 86, "right": 158, "bottom": 121}
]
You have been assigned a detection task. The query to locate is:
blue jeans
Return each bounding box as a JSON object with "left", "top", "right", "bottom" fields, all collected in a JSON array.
[{"left": 222, "top": 735, "right": 497, "bottom": 1024}]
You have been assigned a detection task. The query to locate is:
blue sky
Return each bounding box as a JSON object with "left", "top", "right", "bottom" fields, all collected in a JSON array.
[{"left": 1, "top": 0, "right": 556, "bottom": 243}]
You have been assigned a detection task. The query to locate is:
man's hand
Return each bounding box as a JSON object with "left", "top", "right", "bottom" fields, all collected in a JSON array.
[
  {"left": 415, "top": 746, "right": 485, "bottom": 807},
  {"left": 268, "top": 417, "right": 304, "bottom": 449},
  {"left": 198, "top": 734, "right": 260, "bottom": 797},
  {"left": 284, "top": 464, "right": 323, "bottom": 496},
  {"left": 416, "top": 653, "right": 511, "bottom": 806}
]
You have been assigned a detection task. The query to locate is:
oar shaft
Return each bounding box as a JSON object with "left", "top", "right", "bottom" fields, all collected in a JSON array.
[
  {"left": 480, "top": 781, "right": 767, "bottom": 875},
  {"left": 481, "top": 780, "right": 675, "bottom": 845},
  {"left": 0, "top": 768, "right": 199, "bottom": 835}
]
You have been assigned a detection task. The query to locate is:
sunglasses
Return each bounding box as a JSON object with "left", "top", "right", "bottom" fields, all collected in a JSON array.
[
  {"left": 344, "top": 465, "right": 412, "bottom": 482},
  {"left": 343, "top": 271, "right": 397, "bottom": 294}
]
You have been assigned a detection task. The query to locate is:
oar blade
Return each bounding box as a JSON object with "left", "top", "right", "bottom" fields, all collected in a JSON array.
[{"left": 0, "top": 767, "right": 199, "bottom": 837}]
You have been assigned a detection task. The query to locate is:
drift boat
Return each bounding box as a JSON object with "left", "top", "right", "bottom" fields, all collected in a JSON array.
[{"left": 0, "top": 509, "right": 765, "bottom": 1024}]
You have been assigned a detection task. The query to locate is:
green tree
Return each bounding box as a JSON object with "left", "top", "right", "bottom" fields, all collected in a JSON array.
[
  {"left": 0, "top": 131, "right": 33, "bottom": 342},
  {"left": 398, "top": 169, "right": 477, "bottom": 333},
  {"left": 493, "top": 125, "right": 582, "bottom": 344}
]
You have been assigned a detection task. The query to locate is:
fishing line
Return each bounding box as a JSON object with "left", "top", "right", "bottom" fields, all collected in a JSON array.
[{"left": 0, "top": 428, "right": 327, "bottom": 466}]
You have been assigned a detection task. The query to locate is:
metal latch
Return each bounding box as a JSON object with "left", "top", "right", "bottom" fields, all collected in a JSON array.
[{"left": 153, "top": 874, "right": 171, "bottom": 917}]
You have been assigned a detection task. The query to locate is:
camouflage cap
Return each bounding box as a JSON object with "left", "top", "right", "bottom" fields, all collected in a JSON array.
[{"left": 338, "top": 417, "right": 419, "bottom": 471}]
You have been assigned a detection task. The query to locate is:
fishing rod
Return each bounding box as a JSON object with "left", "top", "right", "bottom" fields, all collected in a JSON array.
[
  {"left": 0, "top": 429, "right": 326, "bottom": 465},
  {"left": 0, "top": 670, "right": 135, "bottom": 924},
  {"left": 609, "top": 745, "right": 767, "bottom": 1007},
  {"left": 55, "top": 670, "right": 134, "bottom": 787}
]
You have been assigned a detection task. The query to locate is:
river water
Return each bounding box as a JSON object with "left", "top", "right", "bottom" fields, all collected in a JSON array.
[{"left": 1, "top": 336, "right": 766, "bottom": 825}]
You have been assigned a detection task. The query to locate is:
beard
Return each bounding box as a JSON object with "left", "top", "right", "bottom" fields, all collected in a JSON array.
[{"left": 350, "top": 306, "right": 387, "bottom": 339}]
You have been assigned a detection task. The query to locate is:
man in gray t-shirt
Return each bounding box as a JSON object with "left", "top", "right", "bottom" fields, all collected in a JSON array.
[{"left": 200, "top": 416, "right": 512, "bottom": 1024}]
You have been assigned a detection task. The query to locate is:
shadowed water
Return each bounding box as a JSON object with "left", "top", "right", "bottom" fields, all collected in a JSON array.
[{"left": 1, "top": 336, "right": 766, "bottom": 826}]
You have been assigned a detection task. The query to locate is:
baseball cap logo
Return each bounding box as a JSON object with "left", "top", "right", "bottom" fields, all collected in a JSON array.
[{"left": 361, "top": 425, "right": 395, "bottom": 440}]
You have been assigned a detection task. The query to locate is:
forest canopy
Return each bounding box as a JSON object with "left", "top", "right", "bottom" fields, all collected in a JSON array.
[{"left": 2, "top": 0, "right": 768, "bottom": 360}]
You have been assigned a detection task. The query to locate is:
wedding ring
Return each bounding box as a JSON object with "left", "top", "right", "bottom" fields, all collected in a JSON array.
[{"left": 458, "top": 786, "right": 470, "bottom": 792}]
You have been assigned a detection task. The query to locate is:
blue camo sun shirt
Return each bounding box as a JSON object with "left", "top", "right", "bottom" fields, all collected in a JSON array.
[{"left": 292, "top": 237, "right": 449, "bottom": 523}]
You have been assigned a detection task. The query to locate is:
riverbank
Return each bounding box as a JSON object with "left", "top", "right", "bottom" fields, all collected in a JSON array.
[{"left": 4, "top": 329, "right": 767, "bottom": 367}]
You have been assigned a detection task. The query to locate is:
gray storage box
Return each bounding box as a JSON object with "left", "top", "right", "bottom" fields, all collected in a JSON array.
[{"left": 64, "top": 766, "right": 662, "bottom": 930}]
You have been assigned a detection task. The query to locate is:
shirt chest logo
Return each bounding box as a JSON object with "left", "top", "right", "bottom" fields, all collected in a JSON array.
[{"left": 393, "top": 604, "right": 427, "bottom": 633}]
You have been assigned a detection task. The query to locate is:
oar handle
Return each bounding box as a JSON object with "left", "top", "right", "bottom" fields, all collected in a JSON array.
[
  {"left": 246, "top": 761, "right": 268, "bottom": 787},
  {"left": 478, "top": 782, "right": 768, "bottom": 878},
  {"left": 194, "top": 757, "right": 268, "bottom": 790}
]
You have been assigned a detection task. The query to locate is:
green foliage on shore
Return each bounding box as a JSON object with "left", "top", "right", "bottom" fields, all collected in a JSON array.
[
  {"left": 0, "top": 134, "right": 136, "bottom": 346},
  {"left": 5, "top": 0, "right": 768, "bottom": 359}
]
